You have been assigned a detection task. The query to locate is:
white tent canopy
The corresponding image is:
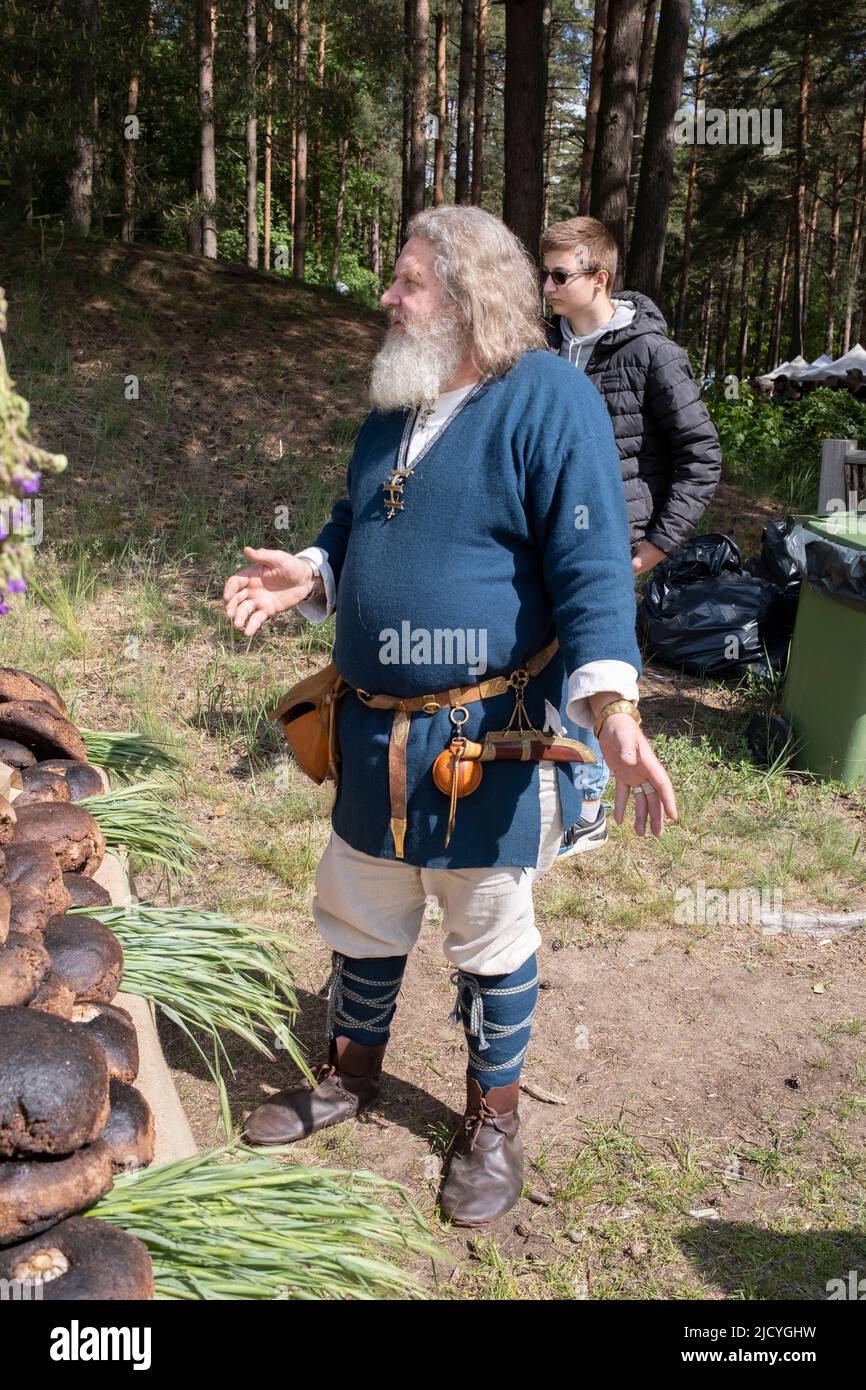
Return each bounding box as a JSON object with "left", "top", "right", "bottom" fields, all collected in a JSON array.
[
  {"left": 758, "top": 360, "right": 791, "bottom": 385},
  {"left": 760, "top": 345, "right": 866, "bottom": 385},
  {"left": 791, "top": 352, "right": 833, "bottom": 379},
  {"left": 796, "top": 344, "right": 866, "bottom": 380}
]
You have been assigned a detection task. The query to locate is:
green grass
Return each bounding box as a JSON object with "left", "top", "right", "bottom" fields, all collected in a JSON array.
[{"left": 89, "top": 1145, "right": 439, "bottom": 1301}]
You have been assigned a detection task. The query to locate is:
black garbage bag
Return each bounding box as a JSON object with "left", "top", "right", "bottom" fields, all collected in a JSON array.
[
  {"left": 787, "top": 520, "right": 866, "bottom": 605},
  {"left": 638, "top": 532, "right": 795, "bottom": 678},
  {"left": 746, "top": 516, "right": 803, "bottom": 590}
]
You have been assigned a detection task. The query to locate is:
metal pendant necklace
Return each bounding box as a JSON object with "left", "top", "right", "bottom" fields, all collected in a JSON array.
[{"left": 382, "top": 380, "right": 485, "bottom": 520}]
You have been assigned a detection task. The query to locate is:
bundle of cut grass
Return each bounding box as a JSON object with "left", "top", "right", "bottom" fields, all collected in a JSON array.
[
  {"left": 83, "top": 782, "right": 200, "bottom": 878},
  {"left": 68, "top": 904, "right": 309, "bottom": 1095},
  {"left": 89, "top": 1144, "right": 439, "bottom": 1300},
  {"left": 81, "top": 730, "right": 183, "bottom": 783}
]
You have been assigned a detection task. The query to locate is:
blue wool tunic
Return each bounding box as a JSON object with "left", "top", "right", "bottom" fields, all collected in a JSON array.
[{"left": 311, "top": 348, "right": 641, "bottom": 869}]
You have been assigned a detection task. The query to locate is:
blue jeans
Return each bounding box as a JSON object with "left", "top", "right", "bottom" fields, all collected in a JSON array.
[{"left": 574, "top": 724, "right": 609, "bottom": 803}]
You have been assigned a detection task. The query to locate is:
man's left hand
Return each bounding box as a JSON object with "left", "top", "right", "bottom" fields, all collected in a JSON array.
[
  {"left": 598, "top": 713, "right": 678, "bottom": 837},
  {"left": 631, "top": 539, "right": 667, "bottom": 575}
]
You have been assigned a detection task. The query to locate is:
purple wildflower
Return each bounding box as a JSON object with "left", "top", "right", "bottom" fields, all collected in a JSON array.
[
  {"left": 6, "top": 578, "right": 26, "bottom": 594},
  {"left": 15, "top": 471, "right": 41, "bottom": 497}
]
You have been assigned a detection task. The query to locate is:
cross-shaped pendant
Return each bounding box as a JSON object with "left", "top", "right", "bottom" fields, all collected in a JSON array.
[{"left": 383, "top": 469, "right": 411, "bottom": 520}]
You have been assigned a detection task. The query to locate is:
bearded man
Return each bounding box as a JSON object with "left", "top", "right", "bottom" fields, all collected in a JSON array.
[{"left": 223, "top": 206, "right": 677, "bottom": 1227}]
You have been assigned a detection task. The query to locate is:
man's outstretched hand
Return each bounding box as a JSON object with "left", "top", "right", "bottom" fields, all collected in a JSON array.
[{"left": 223, "top": 547, "right": 315, "bottom": 637}]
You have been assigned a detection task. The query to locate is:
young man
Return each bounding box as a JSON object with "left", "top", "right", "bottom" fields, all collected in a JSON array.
[
  {"left": 541, "top": 216, "right": 720, "bottom": 857},
  {"left": 224, "top": 206, "right": 676, "bottom": 1227}
]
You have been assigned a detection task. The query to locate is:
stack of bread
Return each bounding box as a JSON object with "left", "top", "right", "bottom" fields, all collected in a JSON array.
[{"left": 0, "top": 666, "right": 154, "bottom": 1299}]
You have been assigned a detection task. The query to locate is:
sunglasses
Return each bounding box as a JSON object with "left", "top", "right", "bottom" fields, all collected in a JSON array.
[{"left": 540, "top": 266, "right": 598, "bottom": 287}]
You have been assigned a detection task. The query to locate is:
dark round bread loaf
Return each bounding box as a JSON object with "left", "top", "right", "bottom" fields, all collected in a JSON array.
[
  {"left": 0, "top": 1007, "right": 110, "bottom": 1157},
  {"left": 62, "top": 872, "right": 111, "bottom": 909},
  {"left": 0, "top": 738, "right": 36, "bottom": 770},
  {"left": 0, "top": 931, "right": 50, "bottom": 1006},
  {"left": 43, "top": 914, "right": 124, "bottom": 1003},
  {"left": 11, "top": 801, "right": 105, "bottom": 876},
  {"left": 0, "top": 669, "right": 67, "bottom": 716},
  {"left": 0, "top": 1140, "right": 113, "bottom": 1246},
  {"left": 14, "top": 769, "right": 71, "bottom": 808},
  {"left": 4, "top": 842, "right": 71, "bottom": 937},
  {"left": 72, "top": 1001, "right": 138, "bottom": 1082},
  {"left": 4, "top": 839, "right": 71, "bottom": 917},
  {"left": 0, "top": 700, "right": 86, "bottom": 761},
  {"left": 28, "top": 970, "right": 76, "bottom": 1019},
  {"left": 0, "top": 1215, "right": 153, "bottom": 1300},
  {"left": 34, "top": 759, "right": 105, "bottom": 800},
  {"left": 100, "top": 1080, "right": 155, "bottom": 1174}
]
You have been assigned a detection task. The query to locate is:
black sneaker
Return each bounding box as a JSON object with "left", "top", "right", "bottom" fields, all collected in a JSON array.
[{"left": 556, "top": 805, "right": 609, "bottom": 860}]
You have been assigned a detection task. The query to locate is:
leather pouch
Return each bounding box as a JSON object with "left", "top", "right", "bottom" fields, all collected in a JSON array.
[{"left": 268, "top": 662, "right": 347, "bottom": 785}]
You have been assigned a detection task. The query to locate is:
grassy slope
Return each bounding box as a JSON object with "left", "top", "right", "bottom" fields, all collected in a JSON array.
[{"left": 1, "top": 229, "right": 864, "bottom": 1300}]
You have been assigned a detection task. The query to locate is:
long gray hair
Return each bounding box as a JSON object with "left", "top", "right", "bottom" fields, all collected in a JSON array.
[{"left": 406, "top": 206, "right": 546, "bottom": 376}]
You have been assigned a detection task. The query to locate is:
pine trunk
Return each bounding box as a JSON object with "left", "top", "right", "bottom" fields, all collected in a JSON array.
[
  {"left": 801, "top": 183, "right": 820, "bottom": 336},
  {"left": 624, "top": 0, "right": 691, "bottom": 298},
  {"left": 714, "top": 263, "right": 733, "bottom": 379},
  {"left": 434, "top": 13, "right": 448, "bottom": 205},
  {"left": 312, "top": 21, "right": 327, "bottom": 255},
  {"left": 292, "top": 0, "right": 309, "bottom": 280},
  {"left": 455, "top": 0, "right": 475, "bottom": 204},
  {"left": 197, "top": 0, "right": 217, "bottom": 259},
  {"left": 471, "top": 0, "right": 488, "bottom": 203},
  {"left": 263, "top": 9, "right": 273, "bottom": 269},
  {"left": 768, "top": 217, "right": 792, "bottom": 368},
  {"left": 408, "top": 0, "right": 429, "bottom": 215},
  {"left": 673, "top": 18, "right": 706, "bottom": 340},
  {"left": 789, "top": 29, "right": 812, "bottom": 358},
  {"left": 331, "top": 130, "right": 350, "bottom": 281},
  {"left": 400, "top": 0, "right": 413, "bottom": 242},
  {"left": 842, "top": 83, "right": 866, "bottom": 353},
  {"left": 579, "top": 0, "right": 608, "bottom": 215},
  {"left": 503, "top": 0, "right": 552, "bottom": 256},
  {"left": 699, "top": 275, "right": 714, "bottom": 378},
  {"left": 68, "top": 0, "right": 100, "bottom": 236},
  {"left": 825, "top": 155, "right": 843, "bottom": 357},
  {"left": 370, "top": 194, "right": 381, "bottom": 280},
  {"left": 627, "top": 0, "right": 658, "bottom": 214},
  {"left": 122, "top": 71, "right": 139, "bottom": 243},
  {"left": 735, "top": 193, "right": 751, "bottom": 380},
  {"left": 590, "top": 0, "right": 643, "bottom": 278},
  {"left": 751, "top": 246, "right": 771, "bottom": 376},
  {"left": 245, "top": 0, "right": 258, "bottom": 269}
]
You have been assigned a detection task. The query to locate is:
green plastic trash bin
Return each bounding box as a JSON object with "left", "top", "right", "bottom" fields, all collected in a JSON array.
[{"left": 781, "top": 511, "right": 866, "bottom": 785}]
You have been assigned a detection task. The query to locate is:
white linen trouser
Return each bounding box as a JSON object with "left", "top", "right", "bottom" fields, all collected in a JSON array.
[{"left": 312, "top": 764, "right": 564, "bottom": 976}]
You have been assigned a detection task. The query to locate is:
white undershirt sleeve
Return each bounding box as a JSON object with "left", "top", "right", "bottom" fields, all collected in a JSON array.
[
  {"left": 293, "top": 546, "right": 337, "bottom": 623},
  {"left": 566, "top": 660, "right": 640, "bottom": 729}
]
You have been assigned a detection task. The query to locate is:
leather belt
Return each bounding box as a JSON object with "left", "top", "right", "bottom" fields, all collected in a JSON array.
[{"left": 345, "top": 637, "right": 560, "bottom": 859}]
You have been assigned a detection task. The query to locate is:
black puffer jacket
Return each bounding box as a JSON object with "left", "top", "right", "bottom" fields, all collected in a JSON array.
[{"left": 546, "top": 291, "right": 721, "bottom": 554}]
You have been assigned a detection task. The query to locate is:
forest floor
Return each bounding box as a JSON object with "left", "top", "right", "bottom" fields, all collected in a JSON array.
[{"left": 1, "top": 230, "right": 865, "bottom": 1300}]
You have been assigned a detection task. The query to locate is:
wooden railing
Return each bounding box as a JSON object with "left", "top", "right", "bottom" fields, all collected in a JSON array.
[{"left": 818, "top": 438, "right": 866, "bottom": 512}]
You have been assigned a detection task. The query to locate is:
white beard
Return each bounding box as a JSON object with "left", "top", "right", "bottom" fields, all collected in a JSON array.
[{"left": 368, "top": 311, "right": 468, "bottom": 413}]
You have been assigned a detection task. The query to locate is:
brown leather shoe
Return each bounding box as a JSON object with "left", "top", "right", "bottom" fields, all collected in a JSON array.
[
  {"left": 439, "top": 1076, "right": 524, "bottom": 1226},
  {"left": 243, "top": 1036, "right": 387, "bottom": 1145}
]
